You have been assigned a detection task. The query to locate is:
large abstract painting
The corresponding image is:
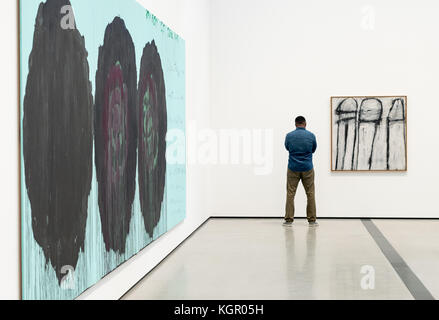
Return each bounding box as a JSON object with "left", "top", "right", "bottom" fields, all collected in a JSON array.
[
  {"left": 331, "top": 96, "right": 407, "bottom": 171},
  {"left": 20, "top": 0, "right": 186, "bottom": 299}
]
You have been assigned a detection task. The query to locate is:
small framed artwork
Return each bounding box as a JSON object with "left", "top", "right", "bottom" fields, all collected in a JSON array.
[{"left": 331, "top": 96, "right": 407, "bottom": 172}]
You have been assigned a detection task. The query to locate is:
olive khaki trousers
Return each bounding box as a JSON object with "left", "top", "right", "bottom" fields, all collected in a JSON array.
[{"left": 285, "top": 168, "right": 316, "bottom": 222}]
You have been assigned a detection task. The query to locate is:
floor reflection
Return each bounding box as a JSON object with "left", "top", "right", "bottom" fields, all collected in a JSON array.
[{"left": 284, "top": 225, "right": 317, "bottom": 298}]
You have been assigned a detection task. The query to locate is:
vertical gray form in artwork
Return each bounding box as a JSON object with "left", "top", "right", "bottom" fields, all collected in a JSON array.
[
  {"left": 387, "top": 98, "right": 406, "bottom": 170},
  {"left": 335, "top": 98, "right": 358, "bottom": 170},
  {"left": 357, "top": 98, "right": 383, "bottom": 170}
]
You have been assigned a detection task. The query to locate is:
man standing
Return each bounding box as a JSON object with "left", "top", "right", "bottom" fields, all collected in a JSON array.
[{"left": 284, "top": 116, "right": 318, "bottom": 227}]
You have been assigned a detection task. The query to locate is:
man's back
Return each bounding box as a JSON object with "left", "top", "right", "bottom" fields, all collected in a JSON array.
[{"left": 285, "top": 128, "right": 317, "bottom": 172}]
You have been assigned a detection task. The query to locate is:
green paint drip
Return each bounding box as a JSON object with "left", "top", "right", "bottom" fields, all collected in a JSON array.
[{"left": 145, "top": 9, "right": 180, "bottom": 40}]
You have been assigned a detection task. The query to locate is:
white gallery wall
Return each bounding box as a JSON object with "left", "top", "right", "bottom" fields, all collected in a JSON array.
[
  {"left": 0, "top": 0, "right": 211, "bottom": 300},
  {"left": 210, "top": 0, "right": 439, "bottom": 218}
]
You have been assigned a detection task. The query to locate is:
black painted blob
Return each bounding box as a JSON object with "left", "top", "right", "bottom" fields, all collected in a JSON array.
[
  {"left": 95, "top": 17, "right": 138, "bottom": 253},
  {"left": 23, "top": 0, "right": 93, "bottom": 283},
  {"left": 137, "top": 41, "right": 167, "bottom": 236}
]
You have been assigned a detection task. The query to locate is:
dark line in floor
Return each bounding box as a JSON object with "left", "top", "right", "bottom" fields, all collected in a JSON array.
[{"left": 361, "top": 219, "right": 435, "bottom": 300}]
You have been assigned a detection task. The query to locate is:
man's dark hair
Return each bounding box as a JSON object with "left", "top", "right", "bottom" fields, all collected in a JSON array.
[{"left": 295, "top": 116, "right": 306, "bottom": 125}]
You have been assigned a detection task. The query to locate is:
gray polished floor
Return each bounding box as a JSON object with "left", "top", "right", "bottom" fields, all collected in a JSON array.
[
  {"left": 123, "top": 218, "right": 438, "bottom": 300},
  {"left": 373, "top": 219, "right": 439, "bottom": 299}
]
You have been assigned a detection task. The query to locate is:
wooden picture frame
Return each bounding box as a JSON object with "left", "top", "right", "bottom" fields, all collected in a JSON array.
[{"left": 330, "top": 96, "right": 408, "bottom": 172}]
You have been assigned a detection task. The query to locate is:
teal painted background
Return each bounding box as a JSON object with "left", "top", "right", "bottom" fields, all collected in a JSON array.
[{"left": 20, "top": 0, "right": 186, "bottom": 300}]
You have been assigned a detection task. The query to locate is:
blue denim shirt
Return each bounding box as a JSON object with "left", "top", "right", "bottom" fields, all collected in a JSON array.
[{"left": 284, "top": 128, "right": 317, "bottom": 172}]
